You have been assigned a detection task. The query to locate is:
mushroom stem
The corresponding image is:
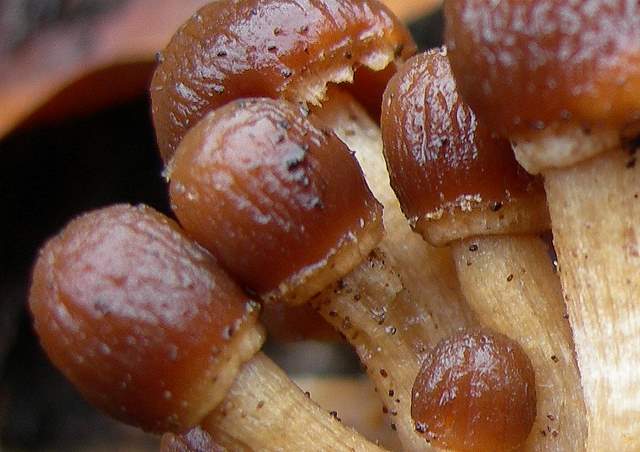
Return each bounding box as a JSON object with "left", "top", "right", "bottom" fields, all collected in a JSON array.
[
  {"left": 315, "top": 88, "right": 477, "bottom": 341},
  {"left": 204, "top": 352, "right": 385, "bottom": 452},
  {"left": 451, "top": 236, "right": 587, "bottom": 451},
  {"left": 312, "top": 251, "right": 431, "bottom": 452},
  {"left": 541, "top": 148, "right": 640, "bottom": 450}
]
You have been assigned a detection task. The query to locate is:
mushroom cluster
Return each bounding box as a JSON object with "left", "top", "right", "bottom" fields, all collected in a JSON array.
[{"left": 27, "top": 0, "right": 638, "bottom": 451}]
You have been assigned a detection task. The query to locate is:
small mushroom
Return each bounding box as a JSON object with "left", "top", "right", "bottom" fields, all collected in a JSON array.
[
  {"left": 381, "top": 48, "right": 548, "bottom": 248},
  {"left": 29, "top": 204, "right": 383, "bottom": 451},
  {"left": 445, "top": 1, "right": 640, "bottom": 448},
  {"left": 381, "top": 49, "right": 587, "bottom": 450},
  {"left": 411, "top": 329, "right": 537, "bottom": 452},
  {"left": 169, "top": 98, "right": 383, "bottom": 305}
]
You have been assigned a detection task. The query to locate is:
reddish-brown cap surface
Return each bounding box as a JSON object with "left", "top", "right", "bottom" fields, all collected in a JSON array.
[
  {"left": 445, "top": 0, "right": 640, "bottom": 138},
  {"left": 412, "top": 329, "right": 537, "bottom": 452},
  {"left": 381, "top": 49, "right": 541, "bottom": 227},
  {"left": 169, "top": 98, "right": 383, "bottom": 304},
  {"left": 151, "top": 0, "right": 416, "bottom": 161},
  {"left": 29, "top": 204, "right": 261, "bottom": 433}
]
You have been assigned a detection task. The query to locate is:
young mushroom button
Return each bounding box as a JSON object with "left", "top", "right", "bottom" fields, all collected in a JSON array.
[
  {"left": 445, "top": 1, "right": 640, "bottom": 448},
  {"left": 29, "top": 204, "right": 384, "bottom": 451},
  {"left": 151, "top": 0, "right": 416, "bottom": 162},
  {"left": 412, "top": 329, "right": 537, "bottom": 452}
]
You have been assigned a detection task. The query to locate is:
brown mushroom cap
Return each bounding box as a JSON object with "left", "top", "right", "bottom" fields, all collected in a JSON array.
[
  {"left": 381, "top": 49, "right": 547, "bottom": 246},
  {"left": 29, "top": 204, "right": 263, "bottom": 433},
  {"left": 151, "top": 0, "right": 416, "bottom": 161},
  {"left": 411, "top": 329, "right": 537, "bottom": 452},
  {"left": 169, "top": 98, "right": 383, "bottom": 305},
  {"left": 445, "top": 0, "right": 640, "bottom": 140}
]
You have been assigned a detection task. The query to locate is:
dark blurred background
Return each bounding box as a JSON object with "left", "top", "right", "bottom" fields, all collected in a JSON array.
[{"left": 0, "top": 1, "right": 443, "bottom": 450}]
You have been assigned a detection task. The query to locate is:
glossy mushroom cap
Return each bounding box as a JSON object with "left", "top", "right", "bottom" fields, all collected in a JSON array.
[
  {"left": 151, "top": 0, "right": 416, "bottom": 161},
  {"left": 412, "top": 329, "right": 537, "bottom": 452},
  {"left": 169, "top": 98, "right": 383, "bottom": 305},
  {"left": 445, "top": 0, "right": 640, "bottom": 141},
  {"left": 29, "top": 204, "right": 264, "bottom": 433},
  {"left": 381, "top": 49, "right": 547, "bottom": 246}
]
